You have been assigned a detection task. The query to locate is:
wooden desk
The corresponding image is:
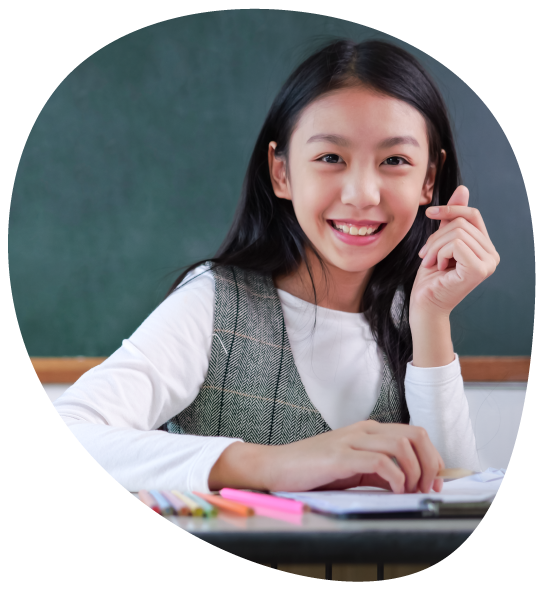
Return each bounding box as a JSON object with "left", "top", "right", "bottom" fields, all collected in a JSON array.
[{"left": 164, "top": 510, "right": 480, "bottom": 574}]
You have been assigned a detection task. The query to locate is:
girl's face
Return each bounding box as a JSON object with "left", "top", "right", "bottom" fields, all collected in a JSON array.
[{"left": 269, "top": 86, "right": 437, "bottom": 275}]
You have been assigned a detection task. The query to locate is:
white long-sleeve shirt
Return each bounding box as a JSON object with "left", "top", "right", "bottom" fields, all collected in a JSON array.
[{"left": 54, "top": 266, "right": 480, "bottom": 492}]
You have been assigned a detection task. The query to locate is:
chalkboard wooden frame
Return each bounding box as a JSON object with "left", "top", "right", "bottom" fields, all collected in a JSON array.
[{"left": 31, "top": 356, "right": 530, "bottom": 383}]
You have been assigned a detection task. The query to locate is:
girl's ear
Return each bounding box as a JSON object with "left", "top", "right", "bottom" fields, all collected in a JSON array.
[
  {"left": 268, "top": 141, "right": 292, "bottom": 200},
  {"left": 420, "top": 149, "right": 446, "bottom": 205}
]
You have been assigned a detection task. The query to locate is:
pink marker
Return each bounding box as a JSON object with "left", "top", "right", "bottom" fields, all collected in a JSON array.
[{"left": 219, "top": 488, "right": 305, "bottom": 514}]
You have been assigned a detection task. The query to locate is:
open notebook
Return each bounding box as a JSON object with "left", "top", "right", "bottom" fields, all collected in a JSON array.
[{"left": 273, "top": 468, "right": 505, "bottom": 516}]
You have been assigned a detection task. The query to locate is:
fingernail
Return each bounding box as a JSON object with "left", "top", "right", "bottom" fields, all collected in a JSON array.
[{"left": 427, "top": 207, "right": 440, "bottom": 216}]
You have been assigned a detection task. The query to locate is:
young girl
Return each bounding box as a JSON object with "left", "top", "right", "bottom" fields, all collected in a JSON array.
[{"left": 54, "top": 39, "right": 499, "bottom": 496}]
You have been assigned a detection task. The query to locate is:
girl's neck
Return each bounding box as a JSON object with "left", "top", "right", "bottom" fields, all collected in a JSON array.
[{"left": 274, "top": 249, "right": 373, "bottom": 313}]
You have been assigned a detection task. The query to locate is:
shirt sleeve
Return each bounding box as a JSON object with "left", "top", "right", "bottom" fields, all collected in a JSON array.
[
  {"left": 53, "top": 267, "right": 242, "bottom": 492},
  {"left": 404, "top": 354, "right": 480, "bottom": 471}
]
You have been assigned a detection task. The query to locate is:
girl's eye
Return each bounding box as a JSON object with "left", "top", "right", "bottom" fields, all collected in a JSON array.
[
  {"left": 383, "top": 156, "right": 407, "bottom": 166},
  {"left": 320, "top": 153, "right": 344, "bottom": 164}
]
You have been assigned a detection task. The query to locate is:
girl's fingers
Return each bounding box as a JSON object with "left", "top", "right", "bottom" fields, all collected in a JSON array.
[
  {"left": 446, "top": 185, "right": 470, "bottom": 208},
  {"left": 426, "top": 205, "right": 489, "bottom": 238},
  {"left": 380, "top": 424, "right": 442, "bottom": 493},
  {"left": 436, "top": 238, "right": 488, "bottom": 275},
  {"left": 279, "top": 424, "right": 445, "bottom": 493},
  {"left": 403, "top": 426, "right": 442, "bottom": 493},
  {"left": 346, "top": 450, "right": 406, "bottom": 494},
  {"left": 419, "top": 216, "right": 497, "bottom": 261},
  {"left": 350, "top": 433, "right": 422, "bottom": 493},
  {"left": 365, "top": 423, "right": 442, "bottom": 493},
  {"left": 420, "top": 226, "right": 495, "bottom": 270},
  {"left": 431, "top": 185, "right": 469, "bottom": 230}
]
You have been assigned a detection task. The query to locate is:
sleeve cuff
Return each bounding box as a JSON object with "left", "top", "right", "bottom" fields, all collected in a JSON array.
[
  {"left": 188, "top": 437, "right": 243, "bottom": 493},
  {"left": 405, "top": 353, "right": 461, "bottom": 386}
]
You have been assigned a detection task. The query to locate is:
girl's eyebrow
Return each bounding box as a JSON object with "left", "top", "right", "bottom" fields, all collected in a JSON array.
[
  {"left": 377, "top": 135, "right": 420, "bottom": 149},
  {"left": 306, "top": 133, "right": 351, "bottom": 147},
  {"left": 306, "top": 134, "right": 420, "bottom": 149}
]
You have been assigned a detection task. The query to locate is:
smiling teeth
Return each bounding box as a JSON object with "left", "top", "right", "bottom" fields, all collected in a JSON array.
[{"left": 333, "top": 223, "right": 379, "bottom": 236}]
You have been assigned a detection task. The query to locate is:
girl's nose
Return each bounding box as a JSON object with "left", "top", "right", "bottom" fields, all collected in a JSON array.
[{"left": 340, "top": 170, "right": 380, "bottom": 209}]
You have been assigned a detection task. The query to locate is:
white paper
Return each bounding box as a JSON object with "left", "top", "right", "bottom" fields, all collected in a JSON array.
[{"left": 273, "top": 468, "right": 504, "bottom": 515}]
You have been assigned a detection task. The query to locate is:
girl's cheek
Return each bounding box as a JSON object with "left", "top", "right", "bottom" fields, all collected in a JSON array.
[{"left": 386, "top": 183, "right": 423, "bottom": 217}]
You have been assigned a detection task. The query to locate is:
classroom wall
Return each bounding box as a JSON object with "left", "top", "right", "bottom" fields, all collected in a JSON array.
[{"left": 8, "top": 10, "right": 534, "bottom": 357}]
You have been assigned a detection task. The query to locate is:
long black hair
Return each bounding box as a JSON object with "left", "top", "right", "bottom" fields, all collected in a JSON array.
[{"left": 168, "top": 39, "right": 461, "bottom": 396}]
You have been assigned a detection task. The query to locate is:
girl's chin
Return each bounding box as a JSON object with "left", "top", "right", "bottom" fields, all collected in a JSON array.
[{"left": 315, "top": 248, "right": 380, "bottom": 275}]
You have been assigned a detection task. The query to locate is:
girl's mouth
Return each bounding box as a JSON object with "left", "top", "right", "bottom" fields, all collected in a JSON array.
[{"left": 328, "top": 220, "right": 385, "bottom": 236}]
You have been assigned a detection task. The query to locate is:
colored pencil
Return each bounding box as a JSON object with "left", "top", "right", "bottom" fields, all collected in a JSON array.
[
  {"left": 183, "top": 491, "right": 218, "bottom": 517},
  {"left": 138, "top": 489, "right": 161, "bottom": 514},
  {"left": 221, "top": 488, "right": 304, "bottom": 514},
  {"left": 148, "top": 490, "right": 174, "bottom": 515},
  {"left": 193, "top": 491, "right": 254, "bottom": 517},
  {"left": 161, "top": 490, "right": 191, "bottom": 515},
  {"left": 171, "top": 490, "right": 204, "bottom": 516},
  {"left": 436, "top": 468, "right": 477, "bottom": 480}
]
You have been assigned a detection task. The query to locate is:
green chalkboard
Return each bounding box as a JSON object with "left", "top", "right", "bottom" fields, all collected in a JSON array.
[{"left": 9, "top": 10, "right": 534, "bottom": 357}]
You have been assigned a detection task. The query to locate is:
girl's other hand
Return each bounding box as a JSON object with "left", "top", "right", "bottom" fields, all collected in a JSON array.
[
  {"left": 208, "top": 421, "right": 444, "bottom": 494},
  {"left": 411, "top": 185, "right": 500, "bottom": 318}
]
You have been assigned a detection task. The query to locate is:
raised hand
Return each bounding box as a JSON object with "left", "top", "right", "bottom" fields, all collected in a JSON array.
[
  {"left": 411, "top": 185, "right": 499, "bottom": 318},
  {"left": 408, "top": 185, "right": 499, "bottom": 368}
]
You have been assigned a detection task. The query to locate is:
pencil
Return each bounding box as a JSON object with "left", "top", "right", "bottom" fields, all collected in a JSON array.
[
  {"left": 193, "top": 491, "right": 255, "bottom": 517},
  {"left": 171, "top": 490, "right": 204, "bottom": 516},
  {"left": 161, "top": 490, "right": 191, "bottom": 515},
  {"left": 183, "top": 490, "right": 218, "bottom": 517},
  {"left": 148, "top": 490, "right": 174, "bottom": 515},
  {"left": 220, "top": 488, "right": 304, "bottom": 514},
  {"left": 138, "top": 489, "right": 161, "bottom": 514},
  {"left": 436, "top": 468, "right": 477, "bottom": 479}
]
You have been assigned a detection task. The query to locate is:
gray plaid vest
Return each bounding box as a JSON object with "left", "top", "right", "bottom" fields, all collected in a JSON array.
[{"left": 166, "top": 264, "right": 409, "bottom": 443}]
